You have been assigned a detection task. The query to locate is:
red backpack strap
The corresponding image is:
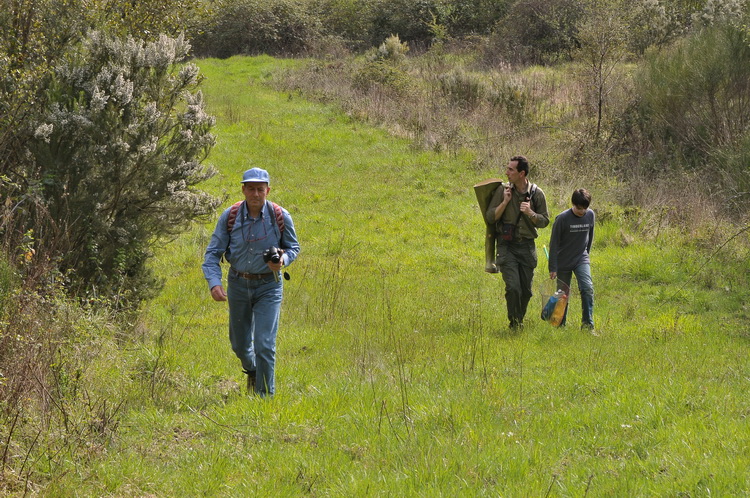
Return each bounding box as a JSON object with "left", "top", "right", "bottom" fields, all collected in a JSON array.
[
  {"left": 227, "top": 200, "right": 285, "bottom": 236},
  {"left": 272, "top": 202, "right": 285, "bottom": 236},
  {"left": 227, "top": 201, "right": 244, "bottom": 233}
]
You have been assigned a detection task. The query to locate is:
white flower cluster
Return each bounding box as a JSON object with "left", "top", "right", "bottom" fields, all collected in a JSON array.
[
  {"left": 34, "top": 123, "right": 54, "bottom": 143},
  {"left": 178, "top": 64, "right": 200, "bottom": 87},
  {"left": 166, "top": 179, "right": 187, "bottom": 194},
  {"left": 169, "top": 189, "right": 220, "bottom": 214},
  {"left": 45, "top": 105, "right": 94, "bottom": 131},
  {"left": 137, "top": 138, "right": 158, "bottom": 156},
  {"left": 175, "top": 160, "right": 201, "bottom": 177},
  {"left": 143, "top": 33, "right": 191, "bottom": 70},
  {"left": 142, "top": 102, "right": 161, "bottom": 124},
  {"left": 181, "top": 91, "right": 216, "bottom": 128},
  {"left": 111, "top": 73, "right": 134, "bottom": 105},
  {"left": 90, "top": 87, "right": 109, "bottom": 112},
  {"left": 692, "top": 0, "right": 747, "bottom": 26}
]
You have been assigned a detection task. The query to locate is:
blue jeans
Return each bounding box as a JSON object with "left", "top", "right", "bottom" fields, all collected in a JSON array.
[
  {"left": 556, "top": 263, "right": 594, "bottom": 327},
  {"left": 227, "top": 272, "right": 283, "bottom": 396}
]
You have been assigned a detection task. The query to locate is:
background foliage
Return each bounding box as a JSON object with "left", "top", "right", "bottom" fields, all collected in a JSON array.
[{"left": 626, "top": 21, "right": 750, "bottom": 200}]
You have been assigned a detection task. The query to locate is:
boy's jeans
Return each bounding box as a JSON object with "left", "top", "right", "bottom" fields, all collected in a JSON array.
[{"left": 556, "top": 263, "right": 594, "bottom": 328}]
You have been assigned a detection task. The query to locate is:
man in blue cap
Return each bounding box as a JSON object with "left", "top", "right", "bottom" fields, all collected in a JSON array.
[{"left": 202, "top": 167, "right": 300, "bottom": 396}]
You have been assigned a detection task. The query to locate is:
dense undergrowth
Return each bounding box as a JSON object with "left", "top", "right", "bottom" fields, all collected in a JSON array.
[{"left": 276, "top": 27, "right": 750, "bottom": 223}]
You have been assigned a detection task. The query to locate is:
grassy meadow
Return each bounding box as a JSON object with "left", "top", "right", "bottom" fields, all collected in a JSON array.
[{"left": 42, "top": 56, "right": 750, "bottom": 496}]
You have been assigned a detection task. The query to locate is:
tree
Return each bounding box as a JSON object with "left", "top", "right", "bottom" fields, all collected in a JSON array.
[
  {"left": 573, "top": 0, "right": 630, "bottom": 141},
  {"left": 21, "top": 32, "right": 219, "bottom": 306},
  {"left": 487, "top": 0, "right": 582, "bottom": 65},
  {"left": 1, "top": 1, "right": 216, "bottom": 290}
]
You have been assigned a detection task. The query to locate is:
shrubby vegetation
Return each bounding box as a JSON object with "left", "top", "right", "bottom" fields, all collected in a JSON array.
[
  {"left": 277, "top": 0, "right": 750, "bottom": 221},
  {"left": 1, "top": 3, "right": 217, "bottom": 491},
  {"left": 485, "top": 0, "right": 582, "bottom": 65},
  {"left": 625, "top": 21, "right": 750, "bottom": 199},
  {"left": 191, "top": 0, "right": 323, "bottom": 57},
  {"left": 1, "top": 0, "right": 218, "bottom": 306},
  {"left": 193, "top": 0, "right": 512, "bottom": 56},
  {"left": 27, "top": 32, "right": 218, "bottom": 304}
]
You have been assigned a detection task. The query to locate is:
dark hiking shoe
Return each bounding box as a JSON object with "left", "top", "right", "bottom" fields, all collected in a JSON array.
[{"left": 243, "top": 369, "right": 256, "bottom": 394}]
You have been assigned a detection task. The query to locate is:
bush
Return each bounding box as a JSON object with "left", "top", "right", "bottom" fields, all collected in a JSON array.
[
  {"left": 439, "top": 0, "right": 511, "bottom": 37},
  {"left": 634, "top": 23, "right": 750, "bottom": 163},
  {"left": 485, "top": 0, "right": 581, "bottom": 65},
  {"left": 308, "top": 0, "right": 376, "bottom": 50},
  {"left": 371, "top": 34, "right": 410, "bottom": 62},
  {"left": 369, "top": 0, "right": 439, "bottom": 46},
  {"left": 353, "top": 60, "right": 412, "bottom": 95},
  {"left": 189, "top": 0, "right": 513, "bottom": 54},
  {"left": 437, "top": 68, "right": 487, "bottom": 108},
  {"left": 625, "top": 0, "right": 687, "bottom": 55},
  {"left": 488, "top": 76, "right": 532, "bottom": 121},
  {"left": 613, "top": 20, "right": 750, "bottom": 213},
  {"left": 19, "top": 32, "right": 219, "bottom": 307},
  {"left": 192, "top": 0, "right": 322, "bottom": 57},
  {"left": 370, "top": 0, "right": 510, "bottom": 45},
  {"left": 716, "top": 134, "right": 750, "bottom": 208}
]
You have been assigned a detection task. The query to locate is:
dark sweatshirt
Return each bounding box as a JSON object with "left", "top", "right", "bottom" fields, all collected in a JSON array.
[{"left": 548, "top": 208, "right": 595, "bottom": 273}]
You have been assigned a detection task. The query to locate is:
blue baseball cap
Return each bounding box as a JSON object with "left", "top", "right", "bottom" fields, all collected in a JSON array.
[{"left": 241, "top": 167, "right": 270, "bottom": 184}]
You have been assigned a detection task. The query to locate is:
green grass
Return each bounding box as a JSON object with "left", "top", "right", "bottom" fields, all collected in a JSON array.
[{"left": 41, "top": 55, "right": 750, "bottom": 495}]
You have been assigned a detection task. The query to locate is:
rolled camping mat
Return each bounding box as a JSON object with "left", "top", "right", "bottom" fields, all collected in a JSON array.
[{"left": 473, "top": 178, "right": 505, "bottom": 273}]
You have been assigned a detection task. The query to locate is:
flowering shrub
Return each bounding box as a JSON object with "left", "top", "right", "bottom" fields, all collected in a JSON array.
[
  {"left": 372, "top": 34, "right": 410, "bottom": 63},
  {"left": 24, "top": 32, "right": 219, "bottom": 306}
]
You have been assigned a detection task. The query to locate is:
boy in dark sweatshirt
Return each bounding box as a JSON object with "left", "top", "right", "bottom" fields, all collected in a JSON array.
[{"left": 548, "top": 189, "right": 595, "bottom": 329}]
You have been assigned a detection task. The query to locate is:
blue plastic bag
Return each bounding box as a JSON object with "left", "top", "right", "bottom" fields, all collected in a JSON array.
[{"left": 541, "top": 290, "right": 563, "bottom": 321}]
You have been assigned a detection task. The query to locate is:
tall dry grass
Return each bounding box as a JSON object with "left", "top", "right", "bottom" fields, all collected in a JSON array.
[{"left": 276, "top": 42, "right": 739, "bottom": 234}]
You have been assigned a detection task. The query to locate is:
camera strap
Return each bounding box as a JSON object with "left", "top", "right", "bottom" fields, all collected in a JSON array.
[{"left": 511, "top": 183, "right": 537, "bottom": 226}]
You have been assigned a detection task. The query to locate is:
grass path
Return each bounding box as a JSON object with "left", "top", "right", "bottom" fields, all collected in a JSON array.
[{"left": 48, "top": 56, "right": 750, "bottom": 496}]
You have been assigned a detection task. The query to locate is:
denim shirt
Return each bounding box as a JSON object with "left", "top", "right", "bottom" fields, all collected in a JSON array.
[{"left": 202, "top": 200, "right": 300, "bottom": 289}]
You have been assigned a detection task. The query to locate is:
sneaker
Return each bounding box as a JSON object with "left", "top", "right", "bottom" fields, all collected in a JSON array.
[{"left": 582, "top": 324, "right": 597, "bottom": 335}]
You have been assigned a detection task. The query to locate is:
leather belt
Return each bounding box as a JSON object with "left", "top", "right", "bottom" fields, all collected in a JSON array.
[{"left": 231, "top": 268, "right": 274, "bottom": 280}]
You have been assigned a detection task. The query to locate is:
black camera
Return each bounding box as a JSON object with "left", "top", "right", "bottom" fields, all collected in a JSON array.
[{"left": 262, "top": 246, "right": 281, "bottom": 264}]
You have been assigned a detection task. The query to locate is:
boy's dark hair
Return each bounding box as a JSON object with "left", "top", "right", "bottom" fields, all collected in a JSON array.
[
  {"left": 510, "top": 155, "right": 529, "bottom": 176},
  {"left": 572, "top": 188, "right": 592, "bottom": 208}
]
